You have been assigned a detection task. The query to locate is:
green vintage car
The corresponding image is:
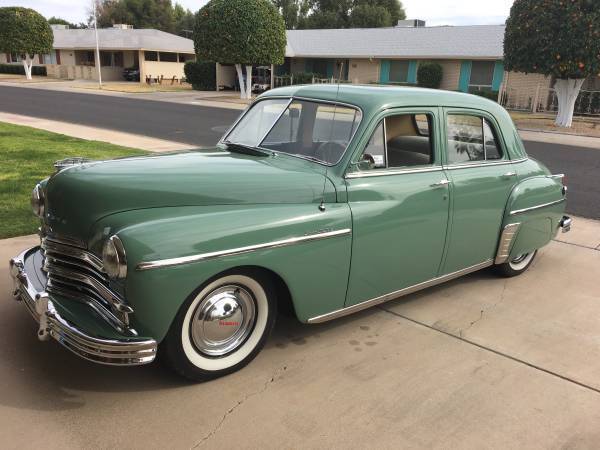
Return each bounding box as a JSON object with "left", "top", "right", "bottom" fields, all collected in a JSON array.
[{"left": 10, "top": 85, "right": 571, "bottom": 380}]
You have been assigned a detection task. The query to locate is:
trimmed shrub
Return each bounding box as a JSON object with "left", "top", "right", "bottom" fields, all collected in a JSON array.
[
  {"left": 471, "top": 90, "right": 498, "bottom": 102},
  {"left": 417, "top": 62, "right": 443, "bottom": 89},
  {"left": 184, "top": 60, "right": 215, "bottom": 90},
  {"left": 291, "top": 72, "right": 317, "bottom": 84},
  {"left": 0, "top": 63, "right": 46, "bottom": 76}
]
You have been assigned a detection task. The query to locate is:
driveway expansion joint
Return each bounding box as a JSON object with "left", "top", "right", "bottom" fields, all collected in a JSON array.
[
  {"left": 553, "top": 238, "right": 600, "bottom": 252},
  {"left": 377, "top": 305, "right": 600, "bottom": 396}
]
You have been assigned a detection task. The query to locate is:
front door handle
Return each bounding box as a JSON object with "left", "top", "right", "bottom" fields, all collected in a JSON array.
[
  {"left": 431, "top": 179, "right": 451, "bottom": 188},
  {"left": 502, "top": 171, "right": 517, "bottom": 178}
]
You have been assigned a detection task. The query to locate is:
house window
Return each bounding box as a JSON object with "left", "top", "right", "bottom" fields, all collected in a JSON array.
[
  {"left": 178, "top": 53, "right": 195, "bottom": 63},
  {"left": 100, "top": 51, "right": 112, "bottom": 67},
  {"left": 389, "top": 61, "right": 409, "bottom": 83},
  {"left": 43, "top": 51, "right": 57, "bottom": 65},
  {"left": 159, "top": 52, "right": 178, "bottom": 62},
  {"left": 144, "top": 51, "right": 158, "bottom": 61},
  {"left": 75, "top": 50, "right": 95, "bottom": 66},
  {"left": 312, "top": 59, "right": 329, "bottom": 77},
  {"left": 469, "top": 61, "right": 495, "bottom": 90}
]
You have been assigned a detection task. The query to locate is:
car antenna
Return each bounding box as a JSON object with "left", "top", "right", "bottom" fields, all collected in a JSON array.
[{"left": 319, "top": 61, "right": 344, "bottom": 212}]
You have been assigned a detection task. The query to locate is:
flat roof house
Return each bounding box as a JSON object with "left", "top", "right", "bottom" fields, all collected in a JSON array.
[
  {"left": 0, "top": 25, "right": 195, "bottom": 82},
  {"left": 283, "top": 24, "right": 510, "bottom": 93}
]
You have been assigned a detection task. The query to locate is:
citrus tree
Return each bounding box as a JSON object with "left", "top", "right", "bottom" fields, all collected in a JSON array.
[
  {"left": 0, "top": 7, "right": 53, "bottom": 80},
  {"left": 194, "top": 0, "right": 286, "bottom": 98},
  {"left": 504, "top": 0, "right": 600, "bottom": 127}
]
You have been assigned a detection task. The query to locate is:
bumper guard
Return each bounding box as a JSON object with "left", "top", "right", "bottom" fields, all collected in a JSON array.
[{"left": 9, "top": 247, "right": 157, "bottom": 366}]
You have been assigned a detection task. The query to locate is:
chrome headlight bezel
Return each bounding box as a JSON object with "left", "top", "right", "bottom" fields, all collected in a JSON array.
[
  {"left": 31, "top": 184, "right": 45, "bottom": 218},
  {"left": 102, "top": 235, "right": 127, "bottom": 279}
]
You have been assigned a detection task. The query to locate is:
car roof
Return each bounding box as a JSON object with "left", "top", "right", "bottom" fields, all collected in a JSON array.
[{"left": 260, "top": 84, "right": 503, "bottom": 116}]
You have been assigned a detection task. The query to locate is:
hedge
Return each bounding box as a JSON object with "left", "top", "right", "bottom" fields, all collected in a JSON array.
[
  {"left": 184, "top": 61, "right": 215, "bottom": 90},
  {"left": 417, "top": 62, "right": 443, "bottom": 89},
  {"left": 0, "top": 63, "right": 46, "bottom": 76}
]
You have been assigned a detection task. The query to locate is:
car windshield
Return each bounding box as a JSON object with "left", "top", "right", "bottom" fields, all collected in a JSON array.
[{"left": 223, "top": 98, "right": 362, "bottom": 165}]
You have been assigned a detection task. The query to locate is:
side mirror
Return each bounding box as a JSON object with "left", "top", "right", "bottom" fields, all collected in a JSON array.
[{"left": 353, "top": 154, "right": 376, "bottom": 171}]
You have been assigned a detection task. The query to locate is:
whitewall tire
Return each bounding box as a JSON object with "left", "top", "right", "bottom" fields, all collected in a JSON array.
[
  {"left": 162, "top": 270, "right": 276, "bottom": 381},
  {"left": 495, "top": 250, "right": 537, "bottom": 278}
]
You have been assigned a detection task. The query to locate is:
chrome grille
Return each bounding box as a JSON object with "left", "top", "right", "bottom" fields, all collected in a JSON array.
[{"left": 41, "top": 237, "right": 133, "bottom": 333}]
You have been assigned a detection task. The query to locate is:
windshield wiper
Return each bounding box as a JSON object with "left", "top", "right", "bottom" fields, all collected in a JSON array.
[{"left": 223, "top": 141, "right": 271, "bottom": 157}]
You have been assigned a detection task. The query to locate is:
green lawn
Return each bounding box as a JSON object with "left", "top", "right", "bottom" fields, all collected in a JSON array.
[{"left": 0, "top": 122, "right": 146, "bottom": 239}]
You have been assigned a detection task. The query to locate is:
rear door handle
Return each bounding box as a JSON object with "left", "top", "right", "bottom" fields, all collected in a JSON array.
[
  {"left": 503, "top": 171, "right": 517, "bottom": 178},
  {"left": 431, "top": 179, "right": 451, "bottom": 188}
]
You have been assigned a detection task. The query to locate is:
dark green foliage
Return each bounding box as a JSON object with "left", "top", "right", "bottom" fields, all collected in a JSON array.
[
  {"left": 184, "top": 61, "right": 216, "bottom": 90},
  {"left": 194, "top": 0, "right": 286, "bottom": 65},
  {"left": 349, "top": 4, "right": 392, "bottom": 28},
  {"left": 295, "top": 0, "right": 405, "bottom": 29},
  {"left": 0, "top": 64, "right": 47, "bottom": 76},
  {"left": 47, "top": 16, "right": 87, "bottom": 29},
  {"left": 95, "top": 0, "right": 194, "bottom": 37},
  {"left": 504, "top": 0, "right": 600, "bottom": 79},
  {"left": 292, "top": 72, "right": 318, "bottom": 83},
  {"left": 417, "top": 62, "right": 443, "bottom": 89},
  {"left": 471, "top": 90, "right": 498, "bottom": 102},
  {"left": 0, "top": 7, "right": 53, "bottom": 56}
]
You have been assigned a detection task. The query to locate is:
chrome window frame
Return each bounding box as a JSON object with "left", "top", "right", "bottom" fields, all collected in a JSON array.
[
  {"left": 345, "top": 109, "right": 438, "bottom": 179},
  {"left": 219, "top": 96, "right": 364, "bottom": 167}
]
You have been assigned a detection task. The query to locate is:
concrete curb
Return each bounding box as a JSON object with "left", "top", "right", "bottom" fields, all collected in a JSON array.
[{"left": 0, "top": 112, "right": 196, "bottom": 153}]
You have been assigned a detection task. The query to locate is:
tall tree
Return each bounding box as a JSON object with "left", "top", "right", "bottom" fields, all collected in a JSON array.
[
  {"left": 505, "top": 0, "right": 600, "bottom": 127},
  {"left": 0, "top": 7, "right": 53, "bottom": 79},
  {"left": 294, "top": 0, "right": 405, "bottom": 29},
  {"left": 48, "top": 16, "right": 87, "bottom": 29},
  {"left": 195, "top": 0, "right": 286, "bottom": 99},
  {"left": 95, "top": 0, "right": 175, "bottom": 33},
  {"left": 173, "top": 3, "right": 194, "bottom": 37}
]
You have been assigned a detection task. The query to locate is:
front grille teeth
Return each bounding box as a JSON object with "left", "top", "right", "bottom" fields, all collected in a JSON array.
[{"left": 41, "top": 237, "right": 133, "bottom": 331}]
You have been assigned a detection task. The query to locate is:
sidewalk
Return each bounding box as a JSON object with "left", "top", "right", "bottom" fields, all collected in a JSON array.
[{"left": 0, "top": 112, "right": 196, "bottom": 152}]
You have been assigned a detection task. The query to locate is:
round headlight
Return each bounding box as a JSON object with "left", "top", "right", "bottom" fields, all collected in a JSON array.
[
  {"left": 31, "top": 184, "right": 45, "bottom": 218},
  {"left": 102, "top": 235, "right": 127, "bottom": 279}
]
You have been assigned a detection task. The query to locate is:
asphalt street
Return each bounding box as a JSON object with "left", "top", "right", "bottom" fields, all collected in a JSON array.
[{"left": 1, "top": 85, "right": 598, "bottom": 219}]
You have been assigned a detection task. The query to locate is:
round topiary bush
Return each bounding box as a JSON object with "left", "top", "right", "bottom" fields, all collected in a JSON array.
[
  {"left": 417, "top": 62, "right": 443, "bottom": 89},
  {"left": 184, "top": 60, "right": 216, "bottom": 90}
]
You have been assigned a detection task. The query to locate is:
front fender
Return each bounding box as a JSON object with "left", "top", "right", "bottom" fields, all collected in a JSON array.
[
  {"left": 91, "top": 204, "right": 352, "bottom": 341},
  {"left": 500, "top": 175, "right": 566, "bottom": 260}
]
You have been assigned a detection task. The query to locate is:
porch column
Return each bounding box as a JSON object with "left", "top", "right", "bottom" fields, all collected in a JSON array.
[
  {"left": 138, "top": 50, "right": 146, "bottom": 83},
  {"left": 216, "top": 62, "right": 221, "bottom": 91}
]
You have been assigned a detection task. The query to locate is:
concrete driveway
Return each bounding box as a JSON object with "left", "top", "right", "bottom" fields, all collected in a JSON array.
[{"left": 1, "top": 219, "right": 599, "bottom": 449}]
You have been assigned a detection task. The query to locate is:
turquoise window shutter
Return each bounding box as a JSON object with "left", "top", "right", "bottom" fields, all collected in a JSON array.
[
  {"left": 407, "top": 61, "right": 418, "bottom": 84},
  {"left": 326, "top": 60, "right": 334, "bottom": 78},
  {"left": 380, "top": 60, "right": 390, "bottom": 83},
  {"left": 492, "top": 61, "right": 505, "bottom": 91},
  {"left": 458, "top": 61, "right": 472, "bottom": 92}
]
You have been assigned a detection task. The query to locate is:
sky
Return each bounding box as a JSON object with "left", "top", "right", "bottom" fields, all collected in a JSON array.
[{"left": 0, "top": 0, "right": 514, "bottom": 27}]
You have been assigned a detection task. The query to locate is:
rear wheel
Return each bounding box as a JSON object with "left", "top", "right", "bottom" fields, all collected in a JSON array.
[
  {"left": 494, "top": 250, "right": 537, "bottom": 278},
  {"left": 162, "top": 270, "right": 276, "bottom": 381}
]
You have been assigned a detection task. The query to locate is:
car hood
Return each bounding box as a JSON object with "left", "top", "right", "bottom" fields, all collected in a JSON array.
[{"left": 44, "top": 148, "right": 336, "bottom": 240}]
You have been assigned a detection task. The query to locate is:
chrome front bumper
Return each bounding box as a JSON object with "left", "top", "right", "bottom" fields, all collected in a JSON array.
[{"left": 9, "top": 247, "right": 157, "bottom": 366}]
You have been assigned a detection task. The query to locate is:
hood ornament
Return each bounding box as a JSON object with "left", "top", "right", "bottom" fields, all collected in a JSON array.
[{"left": 53, "top": 157, "right": 92, "bottom": 173}]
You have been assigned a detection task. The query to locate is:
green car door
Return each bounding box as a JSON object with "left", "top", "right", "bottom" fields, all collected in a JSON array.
[
  {"left": 440, "top": 108, "right": 520, "bottom": 274},
  {"left": 344, "top": 108, "right": 450, "bottom": 307}
]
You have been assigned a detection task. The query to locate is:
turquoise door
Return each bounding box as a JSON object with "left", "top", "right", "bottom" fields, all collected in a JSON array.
[
  {"left": 345, "top": 108, "right": 450, "bottom": 306},
  {"left": 441, "top": 108, "right": 519, "bottom": 273}
]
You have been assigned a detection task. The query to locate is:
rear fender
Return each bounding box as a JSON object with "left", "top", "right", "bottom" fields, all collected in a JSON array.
[{"left": 497, "top": 175, "right": 566, "bottom": 263}]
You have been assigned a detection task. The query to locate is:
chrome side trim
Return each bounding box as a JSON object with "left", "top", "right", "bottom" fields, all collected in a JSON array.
[
  {"left": 510, "top": 198, "right": 566, "bottom": 215},
  {"left": 444, "top": 158, "right": 527, "bottom": 170},
  {"left": 345, "top": 166, "right": 442, "bottom": 178},
  {"left": 9, "top": 248, "right": 156, "bottom": 366},
  {"left": 307, "top": 259, "right": 494, "bottom": 324},
  {"left": 137, "top": 228, "right": 352, "bottom": 271},
  {"left": 495, "top": 223, "right": 521, "bottom": 264}
]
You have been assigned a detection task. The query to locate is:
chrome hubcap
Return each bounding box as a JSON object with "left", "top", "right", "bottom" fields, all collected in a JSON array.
[{"left": 190, "top": 284, "right": 256, "bottom": 357}]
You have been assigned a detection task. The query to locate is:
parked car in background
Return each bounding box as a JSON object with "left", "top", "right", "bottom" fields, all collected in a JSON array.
[
  {"left": 123, "top": 67, "right": 140, "bottom": 82},
  {"left": 9, "top": 85, "right": 571, "bottom": 381}
]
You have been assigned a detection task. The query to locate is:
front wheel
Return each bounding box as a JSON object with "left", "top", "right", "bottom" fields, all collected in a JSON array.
[
  {"left": 494, "top": 250, "right": 537, "bottom": 278},
  {"left": 162, "top": 270, "right": 277, "bottom": 381}
]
